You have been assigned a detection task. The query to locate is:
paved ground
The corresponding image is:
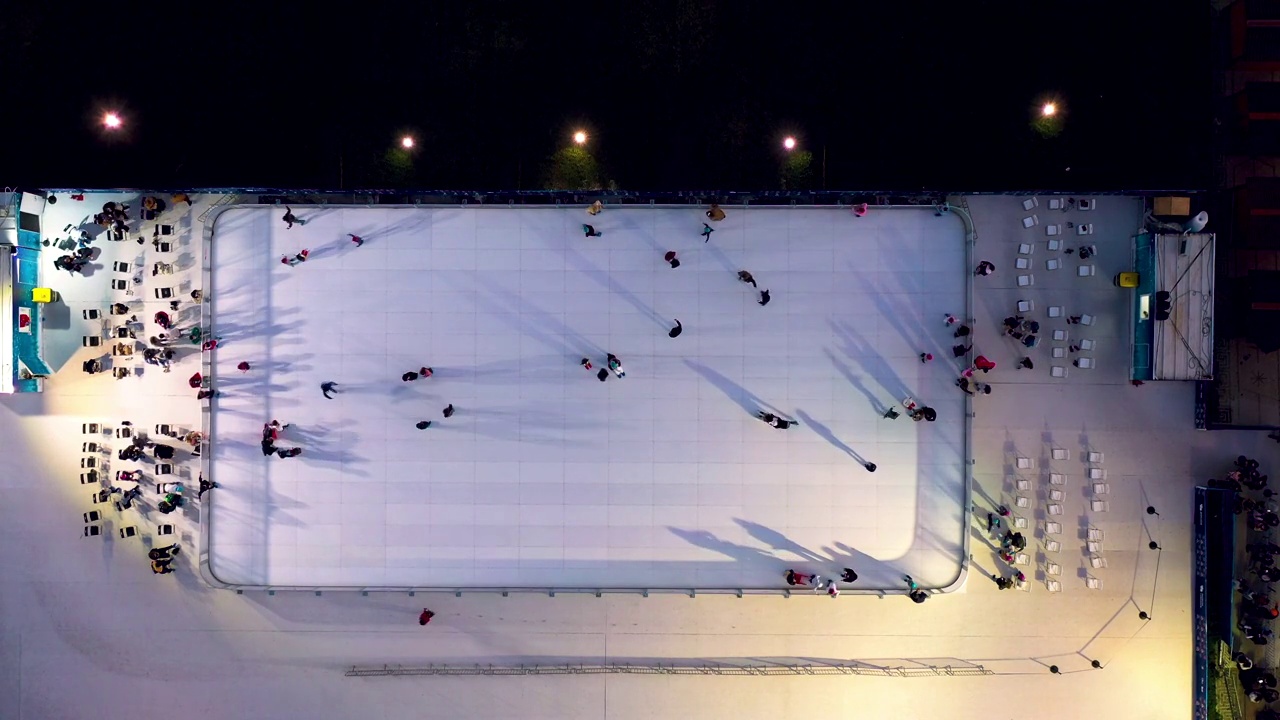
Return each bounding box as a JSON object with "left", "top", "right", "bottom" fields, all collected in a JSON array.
[{"left": 0, "top": 192, "right": 1238, "bottom": 719}]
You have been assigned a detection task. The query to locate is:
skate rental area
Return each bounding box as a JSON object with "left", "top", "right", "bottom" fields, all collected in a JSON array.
[{"left": 204, "top": 205, "right": 970, "bottom": 590}]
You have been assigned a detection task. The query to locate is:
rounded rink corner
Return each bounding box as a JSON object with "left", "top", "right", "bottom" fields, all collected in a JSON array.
[{"left": 200, "top": 201, "right": 972, "bottom": 594}]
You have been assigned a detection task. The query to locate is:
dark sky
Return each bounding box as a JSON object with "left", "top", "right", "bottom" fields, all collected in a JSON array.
[{"left": 1, "top": 1, "right": 1211, "bottom": 191}]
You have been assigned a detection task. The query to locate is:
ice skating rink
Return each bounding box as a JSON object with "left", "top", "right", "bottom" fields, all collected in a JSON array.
[{"left": 205, "top": 205, "right": 969, "bottom": 589}]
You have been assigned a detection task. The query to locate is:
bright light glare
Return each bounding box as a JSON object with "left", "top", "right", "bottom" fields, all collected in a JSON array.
[
  {"left": 783, "top": 136, "right": 796, "bottom": 150},
  {"left": 401, "top": 136, "right": 415, "bottom": 149},
  {"left": 573, "top": 131, "right": 587, "bottom": 145},
  {"left": 1041, "top": 103, "right": 1057, "bottom": 117},
  {"left": 103, "top": 113, "right": 122, "bottom": 129}
]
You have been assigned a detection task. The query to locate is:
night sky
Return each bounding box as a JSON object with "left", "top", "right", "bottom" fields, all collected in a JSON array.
[{"left": 1, "top": 1, "right": 1211, "bottom": 192}]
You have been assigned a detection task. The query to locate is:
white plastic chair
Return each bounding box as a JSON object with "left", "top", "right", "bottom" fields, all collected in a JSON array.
[
  {"left": 1051, "top": 366, "right": 1067, "bottom": 378},
  {"left": 1045, "top": 521, "right": 1062, "bottom": 535},
  {"left": 1049, "top": 473, "right": 1065, "bottom": 485},
  {"left": 1016, "top": 457, "right": 1032, "bottom": 469},
  {"left": 1046, "top": 259, "right": 1060, "bottom": 271},
  {"left": 1076, "top": 357, "right": 1095, "bottom": 369},
  {"left": 1088, "top": 469, "right": 1105, "bottom": 480},
  {"left": 1048, "top": 198, "right": 1066, "bottom": 210},
  {"left": 1017, "top": 274, "right": 1033, "bottom": 287},
  {"left": 1016, "top": 479, "right": 1032, "bottom": 491},
  {"left": 1023, "top": 215, "right": 1040, "bottom": 228},
  {"left": 1049, "top": 489, "right": 1065, "bottom": 502},
  {"left": 1076, "top": 223, "right": 1094, "bottom": 235},
  {"left": 1078, "top": 265, "right": 1096, "bottom": 277},
  {"left": 1048, "top": 306, "right": 1063, "bottom": 318},
  {"left": 1046, "top": 224, "right": 1061, "bottom": 236},
  {"left": 1080, "top": 338, "right": 1095, "bottom": 351},
  {"left": 1079, "top": 314, "right": 1095, "bottom": 326},
  {"left": 1087, "top": 451, "right": 1103, "bottom": 463},
  {"left": 1047, "top": 504, "right": 1063, "bottom": 516},
  {"left": 1047, "top": 579, "right": 1063, "bottom": 592},
  {"left": 1016, "top": 258, "right": 1030, "bottom": 270},
  {"left": 1051, "top": 448, "right": 1068, "bottom": 460},
  {"left": 1013, "top": 516, "right": 1029, "bottom": 529},
  {"left": 1090, "top": 556, "right": 1108, "bottom": 569},
  {"left": 1091, "top": 500, "right": 1110, "bottom": 512},
  {"left": 1045, "top": 539, "right": 1061, "bottom": 553},
  {"left": 1086, "top": 577, "right": 1103, "bottom": 590},
  {"left": 1052, "top": 347, "right": 1066, "bottom": 358},
  {"left": 1093, "top": 483, "right": 1109, "bottom": 495},
  {"left": 1015, "top": 553, "right": 1030, "bottom": 566},
  {"left": 1088, "top": 540, "right": 1104, "bottom": 553},
  {"left": 1046, "top": 562, "right": 1061, "bottom": 576},
  {"left": 1017, "top": 300, "right": 1034, "bottom": 312},
  {"left": 1053, "top": 329, "right": 1067, "bottom": 341},
  {"left": 1016, "top": 496, "right": 1031, "bottom": 508},
  {"left": 1047, "top": 238, "right": 1062, "bottom": 251},
  {"left": 1019, "top": 243, "right": 1034, "bottom": 255},
  {"left": 1087, "top": 528, "right": 1103, "bottom": 542},
  {"left": 1022, "top": 198, "right": 1039, "bottom": 211},
  {"left": 1079, "top": 199, "right": 1095, "bottom": 211}
]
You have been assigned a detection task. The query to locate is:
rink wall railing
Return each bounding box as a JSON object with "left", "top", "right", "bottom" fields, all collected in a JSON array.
[
  {"left": 194, "top": 197, "right": 977, "bottom": 596},
  {"left": 343, "top": 659, "right": 995, "bottom": 678}
]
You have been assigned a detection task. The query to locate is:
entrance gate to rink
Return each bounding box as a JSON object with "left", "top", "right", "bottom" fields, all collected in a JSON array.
[{"left": 344, "top": 659, "right": 994, "bottom": 678}]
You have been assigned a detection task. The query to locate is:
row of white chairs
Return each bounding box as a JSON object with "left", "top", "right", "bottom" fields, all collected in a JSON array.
[{"left": 1022, "top": 197, "right": 1095, "bottom": 212}]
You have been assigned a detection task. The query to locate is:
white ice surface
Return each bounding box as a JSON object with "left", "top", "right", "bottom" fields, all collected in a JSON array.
[{"left": 206, "top": 206, "right": 970, "bottom": 588}]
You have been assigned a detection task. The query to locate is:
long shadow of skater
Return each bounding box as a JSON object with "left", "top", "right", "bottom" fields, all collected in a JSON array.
[
  {"left": 684, "top": 360, "right": 783, "bottom": 417},
  {"left": 667, "top": 527, "right": 776, "bottom": 566},
  {"left": 829, "top": 318, "right": 914, "bottom": 404},
  {"left": 822, "top": 348, "right": 889, "bottom": 415},
  {"left": 563, "top": 245, "right": 668, "bottom": 329},
  {"left": 794, "top": 409, "right": 860, "bottom": 460},
  {"left": 476, "top": 278, "right": 607, "bottom": 359},
  {"left": 734, "top": 519, "right": 828, "bottom": 564}
]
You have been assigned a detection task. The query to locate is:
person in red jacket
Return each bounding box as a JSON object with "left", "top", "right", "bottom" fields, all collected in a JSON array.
[
  {"left": 419, "top": 609, "right": 435, "bottom": 626},
  {"left": 973, "top": 355, "right": 997, "bottom": 373}
]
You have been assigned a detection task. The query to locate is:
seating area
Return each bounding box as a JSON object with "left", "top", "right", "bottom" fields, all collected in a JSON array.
[
  {"left": 1007, "top": 196, "right": 1113, "bottom": 379},
  {"left": 995, "top": 433, "right": 1110, "bottom": 592}
]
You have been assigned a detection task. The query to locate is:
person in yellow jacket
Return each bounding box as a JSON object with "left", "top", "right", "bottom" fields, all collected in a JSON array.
[{"left": 587, "top": 200, "right": 604, "bottom": 215}]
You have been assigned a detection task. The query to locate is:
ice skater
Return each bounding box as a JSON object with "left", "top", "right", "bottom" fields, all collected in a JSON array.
[
  {"left": 992, "top": 574, "right": 1014, "bottom": 590},
  {"left": 237, "top": 361, "right": 251, "bottom": 373},
  {"left": 420, "top": 367, "right": 433, "bottom": 378},
  {"left": 201, "top": 337, "right": 222, "bottom": 351},
  {"left": 607, "top": 353, "right": 625, "bottom": 378},
  {"left": 907, "top": 406, "right": 937, "bottom": 422},
  {"left": 954, "top": 324, "right": 971, "bottom": 338},
  {"left": 706, "top": 204, "right": 726, "bottom": 222},
  {"left": 758, "top": 289, "right": 771, "bottom": 306},
  {"left": 582, "top": 224, "right": 602, "bottom": 238},
  {"left": 737, "top": 270, "right": 757, "bottom": 287},
  {"left": 402, "top": 371, "right": 420, "bottom": 382},
  {"left": 580, "top": 358, "right": 593, "bottom": 371},
  {"left": 588, "top": 200, "right": 604, "bottom": 216},
  {"left": 952, "top": 344, "right": 971, "bottom": 358},
  {"left": 919, "top": 352, "right": 934, "bottom": 363},
  {"left": 785, "top": 569, "right": 816, "bottom": 586},
  {"left": 321, "top": 381, "right": 339, "bottom": 399},
  {"left": 664, "top": 251, "right": 680, "bottom": 268},
  {"left": 825, "top": 578, "right": 839, "bottom": 597},
  {"left": 974, "top": 260, "right": 995, "bottom": 276},
  {"left": 275, "top": 447, "right": 303, "bottom": 458},
  {"left": 419, "top": 608, "right": 435, "bottom": 626},
  {"left": 701, "top": 223, "right": 714, "bottom": 242},
  {"left": 904, "top": 575, "right": 928, "bottom": 603},
  {"left": 293, "top": 249, "right": 310, "bottom": 264},
  {"left": 415, "top": 421, "right": 432, "bottom": 429},
  {"left": 197, "top": 475, "right": 218, "bottom": 499},
  {"left": 442, "top": 404, "right": 455, "bottom": 418},
  {"left": 841, "top": 568, "right": 858, "bottom": 583},
  {"left": 1017, "top": 357, "right": 1034, "bottom": 370},
  {"left": 757, "top": 411, "right": 797, "bottom": 429},
  {"left": 349, "top": 233, "right": 364, "bottom": 247},
  {"left": 282, "top": 206, "right": 303, "bottom": 229},
  {"left": 668, "top": 319, "right": 682, "bottom": 338}
]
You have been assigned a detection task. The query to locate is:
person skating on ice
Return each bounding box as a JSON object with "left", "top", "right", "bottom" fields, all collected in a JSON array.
[
  {"left": 757, "top": 411, "right": 797, "bottom": 429},
  {"left": 607, "top": 354, "right": 625, "bottom": 378},
  {"left": 737, "top": 270, "right": 757, "bottom": 288},
  {"left": 349, "top": 233, "right": 364, "bottom": 247},
  {"left": 701, "top": 223, "right": 714, "bottom": 242},
  {"left": 664, "top": 251, "right": 680, "bottom": 269},
  {"left": 668, "top": 319, "right": 682, "bottom": 338},
  {"left": 758, "top": 289, "right": 771, "bottom": 306},
  {"left": 582, "top": 224, "right": 602, "bottom": 238},
  {"left": 282, "top": 206, "right": 303, "bottom": 229},
  {"left": 320, "top": 381, "right": 338, "bottom": 399}
]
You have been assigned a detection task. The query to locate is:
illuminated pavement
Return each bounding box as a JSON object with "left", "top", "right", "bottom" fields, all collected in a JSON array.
[{"left": 0, "top": 193, "right": 1229, "bottom": 719}]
